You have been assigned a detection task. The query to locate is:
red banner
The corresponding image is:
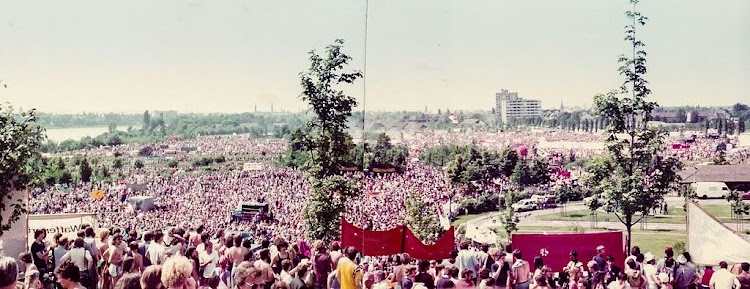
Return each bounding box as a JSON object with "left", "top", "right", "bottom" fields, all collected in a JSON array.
[
  {"left": 511, "top": 231, "right": 624, "bottom": 273},
  {"left": 341, "top": 219, "right": 455, "bottom": 259},
  {"left": 404, "top": 226, "right": 455, "bottom": 260},
  {"left": 341, "top": 219, "right": 405, "bottom": 256}
]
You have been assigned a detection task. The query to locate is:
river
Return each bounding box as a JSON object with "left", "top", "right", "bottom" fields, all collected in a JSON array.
[{"left": 44, "top": 127, "right": 110, "bottom": 142}]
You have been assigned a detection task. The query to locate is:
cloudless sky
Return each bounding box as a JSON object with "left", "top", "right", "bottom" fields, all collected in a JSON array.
[{"left": 0, "top": 0, "right": 748, "bottom": 114}]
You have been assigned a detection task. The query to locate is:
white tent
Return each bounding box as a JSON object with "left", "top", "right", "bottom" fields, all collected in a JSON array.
[
  {"left": 687, "top": 202, "right": 750, "bottom": 265},
  {"left": 127, "top": 196, "right": 155, "bottom": 211}
]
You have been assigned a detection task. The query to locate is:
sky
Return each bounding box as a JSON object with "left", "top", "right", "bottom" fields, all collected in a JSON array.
[{"left": 0, "top": 0, "right": 748, "bottom": 114}]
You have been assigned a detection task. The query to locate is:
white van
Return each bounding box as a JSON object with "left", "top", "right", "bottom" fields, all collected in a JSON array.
[{"left": 690, "top": 182, "right": 730, "bottom": 199}]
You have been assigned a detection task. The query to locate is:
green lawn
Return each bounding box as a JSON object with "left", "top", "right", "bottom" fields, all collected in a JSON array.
[
  {"left": 536, "top": 204, "right": 745, "bottom": 224},
  {"left": 513, "top": 226, "right": 686, "bottom": 257},
  {"left": 453, "top": 213, "right": 494, "bottom": 226}
]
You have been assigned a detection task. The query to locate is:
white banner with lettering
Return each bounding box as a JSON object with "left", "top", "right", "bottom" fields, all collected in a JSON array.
[
  {"left": 27, "top": 213, "right": 99, "bottom": 244},
  {"left": 687, "top": 202, "right": 750, "bottom": 265}
]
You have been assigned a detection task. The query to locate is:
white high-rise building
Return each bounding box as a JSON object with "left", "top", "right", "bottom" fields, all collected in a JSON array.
[{"left": 495, "top": 89, "right": 542, "bottom": 123}]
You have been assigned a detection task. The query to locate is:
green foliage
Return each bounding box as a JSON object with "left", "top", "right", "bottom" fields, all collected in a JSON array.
[
  {"left": 191, "top": 155, "right": 226, "bottom": 167},
  {"left": 297, "top": 40, "right": 363, "bottom": 242},
  {"left": 79, "top": 158, "right": 93, "bottom": 182},
  {"left": 304, "top": 176, "right": 361, "bottom": 242},
  {"left": 133, "top": 159, "right": 145, "bottom": 169},
  {"left": 590, "top": 0, "right": 683, "bottom": 252},
  {"left": 725, "top": 190, "right": 750, "bottom": 219},
  {"left": 43, "top": 157, "right": 73, "bottom": 186},
  {"left": 713, "top": 150, "right": 730, "bottom": 165},
  {"left": 166, "top": 159, "right": 179, "bottom": 168},
  {"left": 0, "top": 105, "right": 45, "bottom": 236},
  {"left": 112, "top": 158, "right": 123, "bottom": 169},
  {"left": 460, "top": 194, "right": 504, "bottom": 214},
  {"left": 368, "top": 133, "right": 409, "bottom": 172},
  {"left": 672, "top": 241, "right": 686, "bottom": 255},
  {"left": 432, "top": 144, "right": 518, "bottom": 189},
  {"left": 500, "top": 192, "right": 520, "bottom": 236},
  {"left": 404, "top": 191, "right": 444, "bottom": 243}
]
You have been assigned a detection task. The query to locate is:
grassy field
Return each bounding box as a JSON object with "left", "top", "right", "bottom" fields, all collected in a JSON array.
[
  {"left": 536, "top": 204, "right": 745, "bottom": 224},
  {"left": 453, "top": 213, "right": 494, "bottom": 226},
  {"left": 517, "top": 226, "right": 686, "bottom": 256}
]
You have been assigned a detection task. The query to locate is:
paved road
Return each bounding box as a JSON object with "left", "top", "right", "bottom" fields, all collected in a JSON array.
[{"left": 465, "top": 196, "right": 725, "bottom": 232}]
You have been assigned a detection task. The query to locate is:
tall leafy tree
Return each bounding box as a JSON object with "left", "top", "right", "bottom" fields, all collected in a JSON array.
[
  {"left": 591, "top": 0, "right": 682, "bottom": 252},
  {"left": 298, "top": 40, "right": 363, "bottom": 242},
  {"left": 79, "top": 158, "right": 93, "bottom": 182},
  {"left": 404, "top": 191, "right": 444, "bottom": 243},
  {"left": 1, "top": 105, "right": 45, "bottom": 236}
]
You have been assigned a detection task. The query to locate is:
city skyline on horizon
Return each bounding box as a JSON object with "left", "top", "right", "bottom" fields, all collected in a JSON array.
[{"left": 1, "top": 1, "right": 748, "bottom": 114}]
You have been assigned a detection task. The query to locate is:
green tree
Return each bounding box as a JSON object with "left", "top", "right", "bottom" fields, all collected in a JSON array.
[
  {"left": 713, "top": 150, "right": 730, "bottom": 165},
  {"left": 133, "top": 159, "right": 145, "bottom": 169},
  {"left": 500, "top": 192, "right": 519, "bottom": 238},
  {"left": 1, "top": 105, "right": 45, "bottom": 236},
  {"left": 510, "top": 159, "right": 531, "bottom": 188},
  {"left": 298, "top": 40, "right": 363, "bottom": 242},
  {"left": 590, "top": 0, "right": 683, "bottom": 252},
  {"left": 108, "top": 123, "right": 117, "bottom": 134},
  {"left": 143, "top": 110, "right": 151, "bottom": 132},
  {"left": 79, "top": 158, "right": 93, "bottom": 182},
  {"left": 112, "top": 158, "right": 123, "bottom": 170},
  {"left": 404, "top": 191, "right": 444, "bottom": 243}
]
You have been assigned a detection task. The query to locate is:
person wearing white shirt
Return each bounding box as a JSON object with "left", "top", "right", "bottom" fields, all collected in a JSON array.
[
  {"left": 709, "top": 262, "right": 740, "bottom": 289},
  {"left": 643, "top": 253, "right": 659, "bottom": 289},
  {"left": 146, "top": 232, "right": 166, "bottom": 265},
  {"left": 59, "top": 238, "right": 93, "bottom": 272},
  {"left": 199, "top": 242, "right": 219, "bottom": 280}
]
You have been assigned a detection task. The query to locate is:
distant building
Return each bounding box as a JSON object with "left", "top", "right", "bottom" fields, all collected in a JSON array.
[{"left": 495, "top": 89, "right": 542, "bottom": 123}]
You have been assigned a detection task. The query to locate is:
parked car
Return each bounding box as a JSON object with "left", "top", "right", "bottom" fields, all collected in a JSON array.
[
  {"left": 512, "top": 199, "right": 538, "bottom": 212},
  {"left": 741, "top": 192, "right": 750, "bottom": 200}
]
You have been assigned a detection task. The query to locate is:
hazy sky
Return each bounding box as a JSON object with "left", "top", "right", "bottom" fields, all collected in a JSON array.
[{"left": 1, "top": 0, "right": 748, "bottom": 114}]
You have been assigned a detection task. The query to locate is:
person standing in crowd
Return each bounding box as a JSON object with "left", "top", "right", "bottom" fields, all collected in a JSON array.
[
  {"left": 19, "top": 252, "right": 39, "bottom": 276},
  {"left": 394, "top": 254, "right": 413, "bottom": 285},
  {"left": 608, "top": 272, "right": 631, "bottom": 289},
  {"left": 147, "top": 232, "right": 167, "bottom": 266},
  {"left": 402, "top": 266, "right": 417, "bottom": 289},
  {"left": 330, "top": 242, "right": 343, "bottom": 269},
  {"left": 140, "top": 265, "right": 163, "bottom": 289},
  {"left": 672, "top": 255, "right": 697, "bottom": 289},
  {"left": 255, "top": 249, "right": 275, "bottom": 289},
  {"left": 56, "top": 261, "right": 86, "bottom": 289},
  {"left": 161, "top": 256, "right": 198, "bottom": 289},
  {"left": 593, "top": 246, "right": 607, "bottom": 271},
  {"left": 657, "top": 248, "right": 678, "bottom": 275},
  {"left": 625, "top": 259, "right": 646, "bottom": 289},
  {"left": 126, "top": 242, "right": 145, "bottom": 273},
  {"left": 139, "top": 231, "right": 154, "bottom": 268},
  {"left": 336, "top": 246, "right": 362, "bottom": 289},
  {"left": 227, "top": 236, "right": 248, "bottom": 289},
  {"left": 531, "top": 275, "right": 552, "bottom": 289},
  {"left": 643, "top": 253, "right": 659, "bottom": 289},
  {"left": 271, "top": 241, "right": 293, "bottom": 276},
  {"left": 114, "top": 273, "right": 142, "bottom": 289},
  {"left": 476, "top": 245, "right": 491, "bottom": 272},
  {"left": 709, "top": 262, "right": 740, "bottom": 289},
  {"left": 31, "top": 229, "right": 49, "bottom": 273},
  {"left": 0, "top": 257, "right": 19, "bottom": 289},
  {"left": 455, "top": 242, "right": 479, "bottom": 281},
  {"left": 312, "top": 240, "right": 333, "bottom": 289},
  {"left": 416, "top": 260, "right": 435, "bottom": 289},
  {"left": 107, "top": 234, "right": 126, "bottom": 287},
  {"left": 54, "top": 237, "right": 71, "bottom": 270},
  {"left": 607, "top": 256, "right": 622, "bottom": 285},
  {"left": 490, "top": 248, "right": 511, "bottom": 289},
  {"left": 737, "top": 263, "right": 750, "bottom": 289},
  {"left": 454, "top": 270, "right": 473, "bottom": 289},
  {"left": 700, "top": 266, "right": 714, "bottom": 289},
  {"left": 289, "top": 265, "right": 309, "bottom": 289},
  {"left": 60, "top": 237, "right": 94, "bottom": 286},
  {"left": 511, "top": 250, "right": 531, "bottom": 289},
  {"left": 200, "top": 242, "right": 220, "bottom": 284}
]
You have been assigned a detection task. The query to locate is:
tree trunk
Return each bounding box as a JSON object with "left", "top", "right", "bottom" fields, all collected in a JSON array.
[{"left": 626, "top": 223, "right": 632, "bottom": 255}]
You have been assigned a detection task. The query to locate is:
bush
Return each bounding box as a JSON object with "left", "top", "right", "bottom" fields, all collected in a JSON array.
[
  {"left": 133, "top": 159, "right": 145, "bottom": 169},
  {"left": 461, "top": 193, "right": 503, "bottom": 214},
  {"left": 166, "top": 160, "right": 179, "bottom": 168}
]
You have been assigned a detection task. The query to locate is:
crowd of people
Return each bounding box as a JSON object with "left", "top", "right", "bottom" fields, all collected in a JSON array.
[
  {"left": 7, "top": 129, "right": 750, "bottom": 289},
  {"left": 4, "top": 228, "right": 750, "bottom": 289}
]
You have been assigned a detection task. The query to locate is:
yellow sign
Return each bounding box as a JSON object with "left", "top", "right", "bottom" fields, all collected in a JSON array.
[{"left": 91, "top": 190, "right": 105, "bottom": 200}]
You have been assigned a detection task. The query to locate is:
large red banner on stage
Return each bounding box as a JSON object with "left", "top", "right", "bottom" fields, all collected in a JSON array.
[
  {"left": 512, "top": 231, "right": 625, "bottom": 272},
  {"left": 341, "top": 219, "right": 455, "bottom": 258}
]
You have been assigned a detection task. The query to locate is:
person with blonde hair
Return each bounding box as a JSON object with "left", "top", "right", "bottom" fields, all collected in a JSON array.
[
  {"left": 24, "top": 270, "right": 43, "bottom": 289},
  {"left": 234, "top": 262, "right": 262, "bottom": 289},
  {"left": 161, "top": 256, "right": 197, "bottom": 289},
  {"left": 140, "top": 265, "right": 163, "bottom": 289}
]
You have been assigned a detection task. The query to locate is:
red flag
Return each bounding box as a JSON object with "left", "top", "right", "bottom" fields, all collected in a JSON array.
[
  {"left": 404, "top": 227, "right": 455, "bottom": 260},
  {"left": 341, "top": 219, "right": 404, "bottom": 256}
]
